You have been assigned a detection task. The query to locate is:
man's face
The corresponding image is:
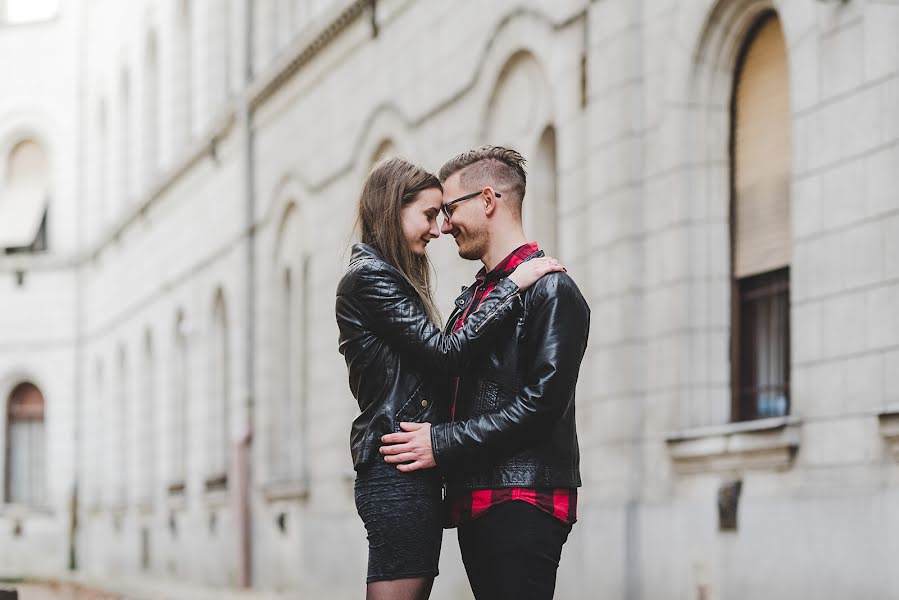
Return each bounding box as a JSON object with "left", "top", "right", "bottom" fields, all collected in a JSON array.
[{"left": 440, "top": 172, "right": 489, "bottom": 261}]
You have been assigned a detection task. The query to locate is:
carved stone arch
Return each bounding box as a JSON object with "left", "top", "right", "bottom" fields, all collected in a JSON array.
[
  {"left": 657, "top": 0, "right": 800, "bottom": 428},
  {"left": 481, "top": 48, "right": 557, "bottom": 248},
  {"left": 370, "top": 138, "right": 398, "bottom": 167},
  {"left": 481, "top": 49, "right": 553, "bottom": 151},
  {"left": 351, "top": 104, "right": 413, "bottom": 185},
  {"left": 3, "top": 377, "right": 47, "bottom": 504}
]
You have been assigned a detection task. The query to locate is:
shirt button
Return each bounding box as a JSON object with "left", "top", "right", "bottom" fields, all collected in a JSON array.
[{"left": 421, "top": 399, "right": 429, "bottom": 407}]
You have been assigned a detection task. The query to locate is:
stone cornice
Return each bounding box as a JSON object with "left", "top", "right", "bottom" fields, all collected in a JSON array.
[{"left": 665, "top": 416, "right": 801, "bottom": 474}]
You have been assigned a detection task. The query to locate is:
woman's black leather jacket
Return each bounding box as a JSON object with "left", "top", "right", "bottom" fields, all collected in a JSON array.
[{"left": 336, "top": 243, "right": 521, "bottom": 468}]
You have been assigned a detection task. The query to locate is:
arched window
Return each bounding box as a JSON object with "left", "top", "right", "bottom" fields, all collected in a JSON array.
[
  {"left": 144, "top": 32, "right": 160, "bottom": 186},
  {"left": 730, "top": 13, "right": 791, "bottom": 421},
  {"left": 86, "top": 360, "right": 104, "bottom": 506},
  {"left": 175, "top": 0, "right": 194, "bottom": 147},
  {"left": 268, "top": 204, "right": 309, "bottom": 488},
  {"left": 208, "top": 0, "right": 231, "bottom": 106},
  {"left": 271, "top": 266, "right": 294, "bottom": 480},
  {"left": 4, "top": 382, "right": 46, "bottom": 504},
  {"left": 95, "top": 102, "right": 108, "bottom": 229},
  {"left": 529, "top": 126, "right": 559, "bottom": 255},
  {"left": 138, "top": 331, "right": 156, "bottom": 507},
  {"left": 113, "top": 347, "right": 129, "bottom": 506},
  {"left": 272, "top": 0, "right": 294, "bottom": 55},
  {"left": 206, "top": 292, "right": 229, "bottom": 489},
  {"left": 169, "top": 311, "right": 188, "bottom": 493},
  {"left": 0, "top": 139, "right": 49, "bottom": 252},
  {"left": 370, "top": 139, "right": 397, "bottom": 166},
  {"left": 119, "top": 70, "right": 132, "bottom": 206}
]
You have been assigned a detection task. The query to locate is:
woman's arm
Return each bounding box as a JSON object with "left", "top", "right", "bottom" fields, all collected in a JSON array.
[{"left": 336, "top": 260, "right": 519, "bottom": 374}]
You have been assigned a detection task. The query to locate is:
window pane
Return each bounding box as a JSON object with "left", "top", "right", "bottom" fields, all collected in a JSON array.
[{"left": 737, "top": 268, "right": 790, "bottom": 420}]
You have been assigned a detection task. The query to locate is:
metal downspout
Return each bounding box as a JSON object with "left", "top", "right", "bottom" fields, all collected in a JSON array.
[{"left": 235, "top": 0, "right": 255, "bottom": 587}]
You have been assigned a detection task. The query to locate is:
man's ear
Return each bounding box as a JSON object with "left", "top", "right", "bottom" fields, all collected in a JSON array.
[{"left": 483, "top": 186, "right": 497, "bottom": 216}]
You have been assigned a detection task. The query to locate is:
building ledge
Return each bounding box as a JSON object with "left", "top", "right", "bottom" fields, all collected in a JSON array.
[
  {"left": 665, "top": 416, "right": 801, "bottom": 474},
  {"left": 261, "top": 478, "right": 309, "bottom": 502},
  {"left": 878, "top": 406, "right": 899, "bottom": 460},
  {"left": 0, "top": 503, "right": 54, "bottom": 519},
  {"left": 203, "top": 473, "right": 229, "bottom": 507}
]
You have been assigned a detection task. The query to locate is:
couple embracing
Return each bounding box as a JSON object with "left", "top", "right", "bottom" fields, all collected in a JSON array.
[{"left": 336, "top": 146, "right": 590, "bottom": 600}]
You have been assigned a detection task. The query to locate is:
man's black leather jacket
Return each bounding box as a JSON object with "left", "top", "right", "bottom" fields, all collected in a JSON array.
[
  {"left": 336, "top": 243, "right": 521, "bottom": 468},
  {"left": 430, "top": 250, "right": 590, "bottom": 491}
]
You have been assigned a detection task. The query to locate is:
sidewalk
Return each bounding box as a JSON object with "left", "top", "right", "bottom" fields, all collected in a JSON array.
[{"left": 10, "top": 575, "right": 357, "bottom": 600}]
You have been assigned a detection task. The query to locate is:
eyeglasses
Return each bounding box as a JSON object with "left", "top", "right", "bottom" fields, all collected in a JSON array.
[{"left": 441, "top": 189, "right": 502, "bottom": 222}]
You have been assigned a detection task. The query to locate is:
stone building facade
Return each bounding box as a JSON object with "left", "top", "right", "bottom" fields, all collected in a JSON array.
[{"left": 0, "top": 0, "right": 897, "bottom": 598}]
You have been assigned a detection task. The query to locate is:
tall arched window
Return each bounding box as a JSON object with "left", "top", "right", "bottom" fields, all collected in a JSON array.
[
  {"left": 269, "top": 205, "right": 309, "bottom": 488},
  {"left": 208, "top": 0, "right": 231, "bottom": 107},
  {"left": 113, "top": 347, "right": 129, "bottom": 506},
  {"left": 529, "top": 126, "right": 559, "bottom": 255},
  {"left": 144, "top": 31, "right": 160, "bottom": 186},
  {"left": 730, "top": 13, "right": 792, "bottom": 422},
  {"left": 0, "top": 139, "right": 49, "bottom": 252},
  {"left": 175, "top": 0, "right": 193, "bottom": 147},
  {"left": 138, "top": 331, "right": 156, "bottom": 507},
  {"left": 206, "top": 292, "right": 229, "bottom": 489},
  {"left": 271, "top": 266, "right": 294, "bottom": 480},
  {"left": 86, "top": 360, "right": 104, "bottom": 506},
  {"left": 4, "top": 382, "right": 46, "bottom": 504},
  {"left": 95, "top": 102, "right": 108, "bottom": 229},
  {"left": 119, "top": 70, "right": 132, "bottom": 206},
  {"left": 169, "top": 311, "right": 188, "bottom": 493}
]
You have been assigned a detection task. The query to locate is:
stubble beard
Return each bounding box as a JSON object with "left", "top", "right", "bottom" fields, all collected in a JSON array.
[{"left": 457, "top": 228, "right": 489, "bottom": 262}]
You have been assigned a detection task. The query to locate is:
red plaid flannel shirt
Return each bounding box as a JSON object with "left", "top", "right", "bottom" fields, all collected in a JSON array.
[{"left": 447, "top": 242, "right": 577, "bottom": 527}]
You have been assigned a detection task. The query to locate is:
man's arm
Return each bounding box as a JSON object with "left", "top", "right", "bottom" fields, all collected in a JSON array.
[{"left": 381, "top": 275, "right": 590, "bottom": 471}]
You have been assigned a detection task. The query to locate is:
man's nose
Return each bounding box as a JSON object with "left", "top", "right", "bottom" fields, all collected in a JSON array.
[{"left": 440, "top": 217, "right": 453, "bottom": 235}]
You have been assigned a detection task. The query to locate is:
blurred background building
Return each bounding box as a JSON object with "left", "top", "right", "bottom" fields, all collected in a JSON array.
[{"left": 0, "top": 0, "right": 897, "bottom": 598}]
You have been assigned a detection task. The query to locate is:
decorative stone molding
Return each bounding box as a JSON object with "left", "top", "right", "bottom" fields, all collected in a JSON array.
[
  {"left": 878, "top": 407, "right": 899, "bottom": 461},
  {"left": 261, "top": 478, "right": 310, "bottom": 503},
  {"left": 665, "top": 416, "right": 800, "bottom": 474}
]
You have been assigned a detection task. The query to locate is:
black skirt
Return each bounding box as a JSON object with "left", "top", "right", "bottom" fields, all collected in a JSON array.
[{"left": 354, "top": 460, "right": 443, "bottom": 583}]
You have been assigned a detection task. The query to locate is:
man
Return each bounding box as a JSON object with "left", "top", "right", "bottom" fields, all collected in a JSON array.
[{"left": 380, "top": 146, "right": 590, "bottom": 599}]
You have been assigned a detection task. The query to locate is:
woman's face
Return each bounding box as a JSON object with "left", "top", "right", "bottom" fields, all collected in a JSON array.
[{"left": 401, "top": 187, "right": 443, "bottom": 256}]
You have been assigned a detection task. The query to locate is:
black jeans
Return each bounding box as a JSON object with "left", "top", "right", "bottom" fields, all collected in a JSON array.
[{"left": 457, "top": 501, "right": 572, "bottom": 600}]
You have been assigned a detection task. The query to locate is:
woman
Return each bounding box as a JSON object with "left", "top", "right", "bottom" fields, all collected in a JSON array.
[{"left": 336, "top": 158, "right": 562, "bottom": 600}]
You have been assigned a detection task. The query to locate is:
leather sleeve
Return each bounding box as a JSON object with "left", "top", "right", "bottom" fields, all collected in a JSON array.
[
  {"left": 336, "top": 260, "right": 521, "bottom": 374},
  {"left": 430, "top": 274, "right": 590, "bottom": 467}
]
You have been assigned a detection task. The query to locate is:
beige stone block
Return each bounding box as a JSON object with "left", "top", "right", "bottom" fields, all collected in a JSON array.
[
  {"left": 864, "top": 3, "right": 899, "bottom": 81},
  {"left": 841, "top": 221, "right": 884, "bottom": 290},
  {"left": 843, "top": 353, "right": 885, "bottom": 413},
  {"left": 820, "top": 157, "right": 866, "bottom": 231},
  {"left": 865, "top": 145, "right": 899, "bottom": 218},
  {"left": 792, "top": 300, "right": 825, "bottom": 364},
  {"left": 822, "top": 292, "right": 867, "bottom": 357},
  {"left": 820, "top": 20, "right": 865, "bottom": 101},
  {"left": 800, "top": 417, "right": 880, "bottom": 466}
]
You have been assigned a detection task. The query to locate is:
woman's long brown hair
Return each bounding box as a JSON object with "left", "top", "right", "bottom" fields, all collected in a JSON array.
[{"left": 356, "top": 158, "right": 441, "bottom": 323}]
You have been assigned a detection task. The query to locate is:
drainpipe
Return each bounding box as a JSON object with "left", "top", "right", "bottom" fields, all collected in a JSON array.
[{"left": 235, "top": 0, "right": 255, "bottom": 588}]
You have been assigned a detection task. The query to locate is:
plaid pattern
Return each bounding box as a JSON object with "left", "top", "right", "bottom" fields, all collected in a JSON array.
[{"left": 447, "top": 242, "right": 577, "bottom": 527}]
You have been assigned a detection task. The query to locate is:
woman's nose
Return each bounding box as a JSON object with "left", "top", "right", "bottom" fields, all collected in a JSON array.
[{"left": 429, "top": 222, "right": 440, "bottom": 238}]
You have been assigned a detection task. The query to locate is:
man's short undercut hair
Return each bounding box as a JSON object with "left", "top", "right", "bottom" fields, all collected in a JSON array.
[{"left": 438, "top": 146, "right": 528, "bottom": 209}]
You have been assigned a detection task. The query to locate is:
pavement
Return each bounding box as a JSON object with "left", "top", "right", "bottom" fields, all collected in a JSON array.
[{"left": 3, "top": 577, "right": 355, "bottom": 600}]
